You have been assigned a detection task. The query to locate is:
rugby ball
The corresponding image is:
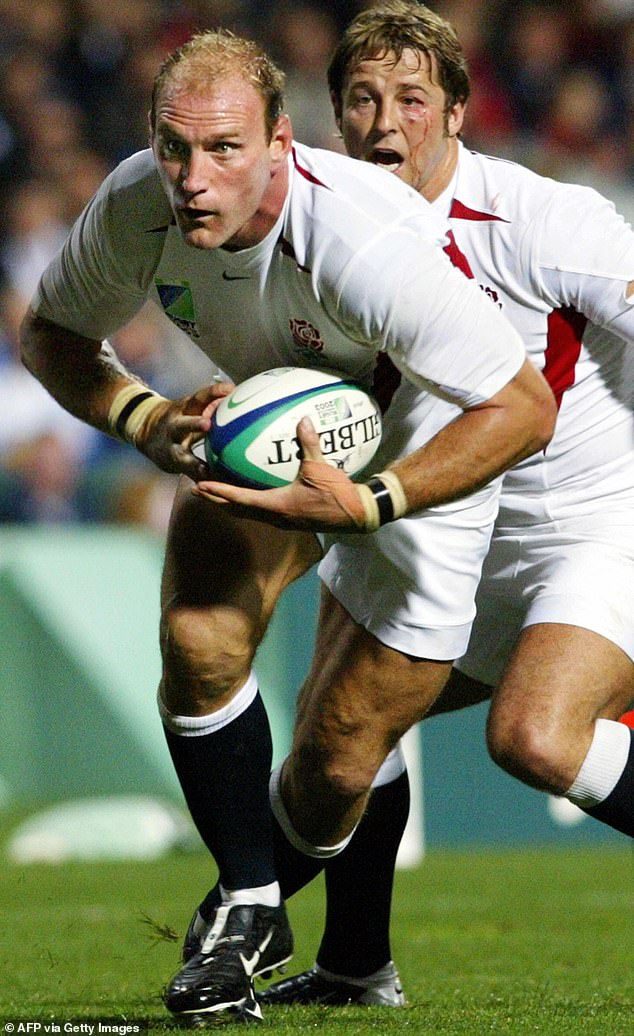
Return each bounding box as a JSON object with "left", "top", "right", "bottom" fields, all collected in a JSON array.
[{"left": 205, "top": 367, "right": 382, "bottom": 489}]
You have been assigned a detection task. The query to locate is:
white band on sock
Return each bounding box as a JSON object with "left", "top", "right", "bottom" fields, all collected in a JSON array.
[
  {"left": 269, "top": 762, "right": 356, "bottom": 858},
  {"left": 157, "top": 671, "right": 259, "bottom": 736},
  {"left": 371, "top": 742, "right": 407, "bottom": 788},
  {"left": 566, "top": 718, "right": 631, "bottom": 808}
]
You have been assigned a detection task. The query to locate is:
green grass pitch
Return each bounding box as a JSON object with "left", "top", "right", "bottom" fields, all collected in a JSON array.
[{"left": 0, "top": 824, "right": 631, "bottom": 1035}]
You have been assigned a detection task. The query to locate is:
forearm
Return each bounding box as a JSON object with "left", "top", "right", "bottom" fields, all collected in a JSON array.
[
  {"left": 19, "top": 308, "right": 146, "bottom": 436},
  {"left": 387, "top": 400, "right": 545, "bottom": 512},
  {"left": 384, "top": 358, "right": 556, "bottom": 514},
  {"left": 20, "top": 308, "right": 218, "bottom": 480}
]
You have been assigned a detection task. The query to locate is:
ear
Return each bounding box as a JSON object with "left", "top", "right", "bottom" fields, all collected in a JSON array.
[
  {"left": 269, "top": 113, "right": 293, "bottom": 166},
  {"left": 447, "top": 101, "right": 466, "bottom": 138},
  {"left": 147, "top": 110, "right": 155, "bottom": 148}
]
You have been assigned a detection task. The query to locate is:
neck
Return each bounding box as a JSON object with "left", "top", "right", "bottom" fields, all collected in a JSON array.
[
  {"left": 223, "top": 160, "right": 289, "bottom": 252},
  {"left": 420, "top": 136, "right": 460, "bottom": 204}
]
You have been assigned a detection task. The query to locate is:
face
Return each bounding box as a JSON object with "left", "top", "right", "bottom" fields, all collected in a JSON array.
[
  {"left": 338, "top": 48, "right": 464, "bottom": 200},
  {"left": 151, "top": 75, "right": 291, "bottom": 250}
]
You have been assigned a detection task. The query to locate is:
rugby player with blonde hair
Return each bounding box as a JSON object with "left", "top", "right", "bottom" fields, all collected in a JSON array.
[{"left": 20, "top": 23, "right": 555, "bottom": 1023}]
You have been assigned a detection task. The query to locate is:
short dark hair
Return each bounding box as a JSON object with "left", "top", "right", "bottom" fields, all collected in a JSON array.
[
  {"left": 150, "top": 29, "right": 286, "bottom": 142},
  {"left": 328, "top": 1, "right": 470, "bottom": 119}
]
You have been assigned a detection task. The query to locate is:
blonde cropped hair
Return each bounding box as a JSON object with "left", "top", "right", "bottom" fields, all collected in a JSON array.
[{"left": 150, "top": 29, "right": 286, "bottom": 141}]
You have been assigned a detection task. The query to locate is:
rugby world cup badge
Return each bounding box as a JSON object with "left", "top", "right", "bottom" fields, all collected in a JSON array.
[{"left": 155, "top": 279, "right": 200, "bottom": 339}]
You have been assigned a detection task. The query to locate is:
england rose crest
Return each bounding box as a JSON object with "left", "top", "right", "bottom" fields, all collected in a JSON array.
[{"left": 289, "top": 318, "right": 324, "bottom": 354}]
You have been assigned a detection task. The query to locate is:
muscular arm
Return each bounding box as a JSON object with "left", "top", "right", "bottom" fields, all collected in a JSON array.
[
  {"left": 386, "top": 357, "right": 554, "bottom": 512},
  {"left": 20, "top": 309, "right": 137, "bottom": 432},
  {"left": 19, "top": 308, "right": 216, "bottom": 481}
]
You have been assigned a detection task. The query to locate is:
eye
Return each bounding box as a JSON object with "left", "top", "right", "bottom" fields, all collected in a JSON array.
[
  {"left": 161, "top": 138, "right": 188, "bottom": 159},
  {"left": 349, "top": 90, "right": 374, "bottom": 109},
  {"left": 211, "top": 142, "right": 240, "bottom": 156}
]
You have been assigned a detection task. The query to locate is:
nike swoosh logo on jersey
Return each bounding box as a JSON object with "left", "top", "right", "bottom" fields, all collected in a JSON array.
[
  {"left": 222, "top": 271, "right": 251, "bottom": 280},
  {"left": 239, "top": 929, "right": 273, "bottom": 976}
]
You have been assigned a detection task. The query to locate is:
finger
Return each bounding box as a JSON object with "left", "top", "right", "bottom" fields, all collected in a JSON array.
[
  {"left": 192, "top": 485, "right": 231, "bottom": 505},
  {"left": 171, "top": 445, "right": 211, "bottom": 481},
  {"left": 193, "top": 481, "right": 268, "bottom": 508},
  {"left": 182, "top": 382, "right": 234, "bottom": 415},
  {"left": 204, "top": 396, "right": 225, "bottom": 420},
  {"left": 170, "top": 414, "right": 211, "bottom": 443},
  {"left": 296, "top": 416, "right": 324, "bottom": 462},
  {"left": 206, "top": 380, "right": 235, "bottom": 406}
]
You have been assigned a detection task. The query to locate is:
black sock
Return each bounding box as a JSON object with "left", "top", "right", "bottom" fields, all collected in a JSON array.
[
  {"left": 583, "top": 728, "right": 634, "bottom": 837},
  {"left": 273, "top": 813, "right": 326, "bottom": 899},
  {"left": 163, "top": 691, "right": 277, "bottom": 888},
  {"left": 316, "top": 769, "right": 411, "bottom": 977}
]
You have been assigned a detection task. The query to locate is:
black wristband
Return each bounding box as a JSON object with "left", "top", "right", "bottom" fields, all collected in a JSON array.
[
  {"left": 114, "top": 391, "right": 155, "bottom": 439},
  {"left": 366, "top": 476, "right": 395, "bottom": 526}
]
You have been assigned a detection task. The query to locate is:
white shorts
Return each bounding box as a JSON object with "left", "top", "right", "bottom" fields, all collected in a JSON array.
[
  {"left": 457, "top": 509, "right": 634, "bottom": 686},
  {"left": 319, "top": 481, "right": 501, "bottom": 661}
]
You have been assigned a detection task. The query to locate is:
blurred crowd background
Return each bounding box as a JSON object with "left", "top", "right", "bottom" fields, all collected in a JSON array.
[{"left": 1, "top": 0, "right": 633, "bottom": 531}]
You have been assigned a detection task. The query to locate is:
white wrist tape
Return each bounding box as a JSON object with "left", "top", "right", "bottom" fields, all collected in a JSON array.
[
  {"left": 108, "top": 384, "right": 168, "bottom": 446},
  {"left": 356, "top": 469, "right": 408, "bottom": 531}
]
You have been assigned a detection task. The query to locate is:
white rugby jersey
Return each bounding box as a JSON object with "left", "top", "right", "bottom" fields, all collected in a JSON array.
[
  {"left": 431, "top": 142, "right": 634, "bottom": 522},
  {"left": 33, "top": 142, "right": 524, "bottom": 465}
]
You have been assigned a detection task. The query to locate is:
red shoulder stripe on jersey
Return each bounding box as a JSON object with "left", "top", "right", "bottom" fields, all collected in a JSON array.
[
  {"left": 543, "top": 306, "right": 586, "bottom": 410},
  {"left": 292, "top": 147, "right": 330, "bottom": 188},
  {"left": 444, "top": 230, "right": 475, "bottom": 279},
  {"left": 449, "top": 198, "right": 509, "bottom": 223}
]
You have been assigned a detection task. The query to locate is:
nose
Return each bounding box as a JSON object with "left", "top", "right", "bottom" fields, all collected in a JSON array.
[
  {"left": 373, "top": 98, "right": 398, "bottom": 137},
  {"left": 180, "top": 149, "right": 210, "bottom": 195}
]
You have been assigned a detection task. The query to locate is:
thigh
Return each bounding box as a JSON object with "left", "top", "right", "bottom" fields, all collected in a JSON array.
[
  {"left": 295, "top": 587, "right": 451, "bottom": 743},
  {"left": 161, "top": 478, "right": 321, "bottom": 711},
  {"left": 493, "top": 623, "right": 634, "bottom": 727},
  {"left": 286, "top": 588, "right": 452, "bottom": 842}
]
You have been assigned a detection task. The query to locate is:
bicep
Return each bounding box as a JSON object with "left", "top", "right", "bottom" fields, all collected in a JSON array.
[{"left": 477, "top": 356, "right": 556, "bottom": 425}]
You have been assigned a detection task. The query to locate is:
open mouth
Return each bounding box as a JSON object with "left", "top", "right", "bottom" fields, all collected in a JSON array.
[{"left": 368, "top": 148, "right": 404, "bottom": 173}]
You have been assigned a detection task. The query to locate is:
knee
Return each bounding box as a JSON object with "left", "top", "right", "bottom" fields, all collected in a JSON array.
[
  {"left": 486, "top": 708, "right": 570, "bottom": 793},
  {"left": 321, "top": 754, "right": 376, "bottom": 803},
  {"left": 160, "top": 602, "right": 256, "bottom": 709},
  {"left": 292, "top": 725, "right": 381, "bottom": 804}
]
